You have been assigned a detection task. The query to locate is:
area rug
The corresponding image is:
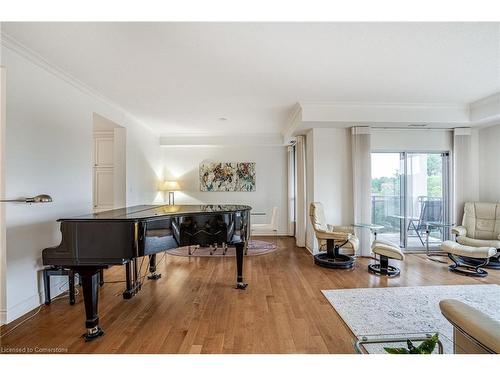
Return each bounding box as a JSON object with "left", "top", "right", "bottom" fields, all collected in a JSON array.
[
  {"left": 165, "top": 239, "right": 277, "bottom": 257},
  {"left": 322, "top": 284, "right": 500, "bottom": 354}
]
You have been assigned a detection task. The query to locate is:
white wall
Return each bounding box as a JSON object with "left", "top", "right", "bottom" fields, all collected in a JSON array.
[
  {"left": 0, "top": 66, "right": 7, "bottom": 324},
  {"left": 162, "top": 145, "right": 288, "bottom": 235},
  {"left": 305, "top": 130, "right": 315, "bottom": 251},
  {"left": 2, "top": 46, "right": 162, "bottom": 323},
  {"left": 305, "top": 128, "right": 353, "bottom": 253},
  {"left": 478, "top": 124, "right": 500, "bottom": 202}
]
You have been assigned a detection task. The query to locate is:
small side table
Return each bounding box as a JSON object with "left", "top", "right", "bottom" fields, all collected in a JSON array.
[
  {"left": 353, "top": 223, "right": 384, "bottom": 240},
  {"left": 424, "top": 221, "right": 455, "bottom": 263}
]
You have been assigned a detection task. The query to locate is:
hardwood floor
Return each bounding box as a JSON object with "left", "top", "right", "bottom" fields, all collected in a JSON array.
[{"left": 1, "top": 236, "right": 499, "bottom": 354}]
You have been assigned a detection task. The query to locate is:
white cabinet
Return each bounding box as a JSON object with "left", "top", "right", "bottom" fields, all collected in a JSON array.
[{"left": 93, "top": 167, "right": 114, "bottom": 209}]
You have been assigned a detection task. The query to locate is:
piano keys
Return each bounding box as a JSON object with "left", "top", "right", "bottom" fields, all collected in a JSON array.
[{"left": 42, "top": 204, "right": 251, "bottom": 341}]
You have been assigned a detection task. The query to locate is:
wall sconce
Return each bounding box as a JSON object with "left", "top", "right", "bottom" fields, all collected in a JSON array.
[
  {"left": 159, "top": 181, "right": 180, "bottom": 205},
  {"left": 0, "top": 194, "right": 53, "bottom": 203}
]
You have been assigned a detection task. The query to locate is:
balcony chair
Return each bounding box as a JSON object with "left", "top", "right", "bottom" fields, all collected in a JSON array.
[
  {"left": 309, "top": 202, "right": 358, "bottom": 269},
  {"left": 440, "top": 299, "right": 500, "bottom": 354},
  {"left": 441, "top": 202, "right": 500, "bottom": 277},
  {"left": 407, "top": 197, "right": 443, "bottom": 246}
]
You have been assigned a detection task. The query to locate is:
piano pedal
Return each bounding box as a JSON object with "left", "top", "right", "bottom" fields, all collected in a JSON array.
[
  {"left": 147, "top": 272, "right": 162, "bottom": 280},
  {"left": 189, "top": 245, "right": 199, "bottom": 256},
  {"left": 236, "top": 282, "right": 248, "bottom": 290},
  {"left": 223, "top": 243, "right": 228, "bottom": 255},
  {"left": 82, "top": 326, "right": 104, "bottom": 341},
  {"left": 210, "top": 243, "right": 218, "bottom": 255}
]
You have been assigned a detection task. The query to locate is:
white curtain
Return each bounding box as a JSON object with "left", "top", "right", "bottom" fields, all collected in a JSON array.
[
  {"left": 287, "top": 145, "right": 295, "bottom": 236},
  {"left": 295, "top": 136, "right": 307, "bottom": 247},
  {"left": 453, "top": 128, "right": 479, "bottom": 224},
  {"left": 352, "top": 127, "right": 372, "bottom": 256}
]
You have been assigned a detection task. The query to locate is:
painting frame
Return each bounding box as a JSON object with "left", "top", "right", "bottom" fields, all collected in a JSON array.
[{"left": 199, "top": 162, "right": 256, "bottom": 192}]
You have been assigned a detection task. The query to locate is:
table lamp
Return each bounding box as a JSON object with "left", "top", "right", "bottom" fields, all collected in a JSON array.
[{"left": 159, "top": 181, "right": 180, "bottom": 205}]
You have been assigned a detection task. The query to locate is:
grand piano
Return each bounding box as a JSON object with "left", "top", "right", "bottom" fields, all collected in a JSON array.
[{"left": 42, "top": 204, "right": 251, "bottom": 341}]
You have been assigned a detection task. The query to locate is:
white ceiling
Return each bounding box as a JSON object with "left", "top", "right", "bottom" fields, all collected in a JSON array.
[{"left": 2, "top": 22, "right": 500, "bottom": 135}]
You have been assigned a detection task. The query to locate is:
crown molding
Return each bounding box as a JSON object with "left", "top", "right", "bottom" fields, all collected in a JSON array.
[
  {"left": 299, "top": 100, "right": 469, "bottom": 109},
  {"left": 0, "top": 31, "right": 157, "bottom": 135},
  {"left": 160, "top": 133, "right": 284, "bottom": 147},
  {"left": 300, "top": 101, "right": 470, "bottom": 124},
  {"left": 282, "top": 103, "right": 302, "bottom": 143},
  {"left": 469, "top": 92, "right": 500, "bottom": 127}
]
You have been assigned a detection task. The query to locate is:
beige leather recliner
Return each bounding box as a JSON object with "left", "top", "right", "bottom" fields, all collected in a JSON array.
[
  {"left": 442, "top": 202, "right": 500, "bottom": 276},
  {"left": 440, "top": 299, "right": 500, "bottom": 354},
  {"left": 309, "top": 202, "right": 358, "bottom": 269}
]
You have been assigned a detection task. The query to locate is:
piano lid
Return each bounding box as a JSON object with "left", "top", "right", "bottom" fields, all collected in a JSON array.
[{"left": 58, "top": 204, "right": 252, "bottom": 221}]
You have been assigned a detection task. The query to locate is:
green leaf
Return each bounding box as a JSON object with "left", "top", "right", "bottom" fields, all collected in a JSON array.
[
  {"left": 384, "top": 347, "right": 409, "bottom": 354},
  {"left": 416, "top": 333, "right": 439, "bottom": 354}
]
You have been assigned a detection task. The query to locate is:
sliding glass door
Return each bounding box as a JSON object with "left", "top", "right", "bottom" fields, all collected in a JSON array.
[
  {"left": 371, "top": 153, "right": 404, "bottom": 247},
  {"left": 371, "top": 151, "right": 450, "bottom": 251}
]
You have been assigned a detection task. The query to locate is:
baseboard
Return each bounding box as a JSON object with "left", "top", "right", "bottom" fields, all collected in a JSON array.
[
  {"left": 305, "top": 245, "right": 314, "bottom": 255},
  {"left": 252, "top": 232, "right": 290, "bottom": 237},
  {"left": 0, "top": 309, "right": 6, "bottom": 326},
  {"left": 5, "top": 279, "right": 69, "bottom": 324},
  {"left": 5, "top": 293, "right": 41, "bottom": 324}
]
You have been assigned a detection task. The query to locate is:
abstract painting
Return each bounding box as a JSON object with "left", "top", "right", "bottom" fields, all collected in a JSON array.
[{"left": 199, "top": 162, "right": 256, "bottom": 192}]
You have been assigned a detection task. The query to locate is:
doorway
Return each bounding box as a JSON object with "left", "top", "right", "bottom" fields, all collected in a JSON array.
[
  {"left": 92, "top": 114, "right": 126, "bottom": 212},
  {"left": 371, "top": 151, "right": 451, "bottom": 251}
]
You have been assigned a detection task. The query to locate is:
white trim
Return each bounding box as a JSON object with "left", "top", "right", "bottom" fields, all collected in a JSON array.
[
  {"left": 0, "top": 309, "right": 6, "bottom": 326},
  {"left": 300, "top": 100, "right": 470, "bottom": 108},
  {"left": 0, "top": 31, "right": 157, "bottom": 135},
  {"left": 454, "top": 127, "right": 472, "bottom": 136},
  {"left": 371, "top": 127, "right": 454, "bottom": 132},
  {"left": 251, "top": 232, "right": 288, "bottom": 236},
  {"left": 283, "top": 103, "right": 302, "bottom": 143},
  {"left": 5, "top": 293, "right": 41, "bottom": 324},
  {"left": 160, "top": 133, "right": 284, "bottom": 147},
  {"left": 0, "top": 66, "right": 6, "bottom": 327},
  {"left": 301, "top": 102, "right": 470, "bottom": 124},
  {"left": 351, "top": 126, "right": 371, "bottom": 135}
]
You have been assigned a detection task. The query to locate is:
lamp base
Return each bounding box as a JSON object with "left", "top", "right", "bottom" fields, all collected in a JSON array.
[{"left": 168, "top": 191, "right": 175, "bottom": 205}]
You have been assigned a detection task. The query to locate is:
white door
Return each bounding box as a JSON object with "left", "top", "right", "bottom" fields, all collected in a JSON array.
[
  {"left": 93, "top": 167, "right": 114, "bottom": 210},
  {"left": 94, "top": 137, "right": 114, "bottom": 167}
]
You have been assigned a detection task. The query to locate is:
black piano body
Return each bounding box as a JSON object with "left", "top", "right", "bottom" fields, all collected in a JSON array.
[{"left": 42, "top": 204, "right": 251, "bottom": 341}]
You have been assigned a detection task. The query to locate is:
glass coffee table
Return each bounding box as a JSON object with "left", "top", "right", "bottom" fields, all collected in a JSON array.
[{"left": 354, "top": 331, "right": 457, "bottom": 354}]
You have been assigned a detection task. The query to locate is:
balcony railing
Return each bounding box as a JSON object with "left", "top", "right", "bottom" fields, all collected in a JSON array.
[{"left": 371, "top": 195, "right": 443, "bottom": 233}]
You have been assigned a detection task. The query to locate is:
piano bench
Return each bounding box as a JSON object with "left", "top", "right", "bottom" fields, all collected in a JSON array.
[{"left": 43, "top": 267, "right": 103, "bottom": 305}]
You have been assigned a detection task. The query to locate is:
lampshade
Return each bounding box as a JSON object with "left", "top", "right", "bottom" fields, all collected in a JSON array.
[{"left": 159, "top": 181, "right": 180, "bottom": 191}]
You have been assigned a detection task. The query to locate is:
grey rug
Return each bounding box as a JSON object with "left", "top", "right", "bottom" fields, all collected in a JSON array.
[
  {"left": 322, "top": 284, "right": 500, "bottom": 353},
  {"left": 165, "top": 239, "right": 277, "bottom": 257}
]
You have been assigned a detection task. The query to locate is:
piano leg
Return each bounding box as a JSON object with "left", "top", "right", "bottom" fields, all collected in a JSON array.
[
  {"left": 147, "top": 254, "right": 162, "bottom": 280},
  {"left": 235, "top": 242, "right": 248, "bottom": 290},
  {"left": 77, "top": 267, "right": 104, "bottom": 341}
]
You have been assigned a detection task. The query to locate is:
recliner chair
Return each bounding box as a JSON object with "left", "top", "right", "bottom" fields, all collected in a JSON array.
[
  {"left": 442, "top": 202, "right": 500, "bottom": 276},
  {"left": 440, "top": 299, "right": 500, "bottom": 354},
  {"left": 309, "top": 202, "right": 358, "bottom": 269}
]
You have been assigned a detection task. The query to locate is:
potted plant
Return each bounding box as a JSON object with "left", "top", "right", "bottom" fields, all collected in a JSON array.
[{"left": 384, "top": 333, "right": 439, "bottom": 354}]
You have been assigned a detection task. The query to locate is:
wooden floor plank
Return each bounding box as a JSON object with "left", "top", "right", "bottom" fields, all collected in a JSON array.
[{"left": 1, "top": 236, "right": 499, "bottom": 353}]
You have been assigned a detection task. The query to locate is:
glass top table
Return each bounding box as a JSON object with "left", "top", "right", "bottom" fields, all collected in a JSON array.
[
  {"left": 423, "top": 221, "right": 455, "bottom": 262},
  {"left": 353, "top": 223, "right": 384, "bottom": 240},
  {"left": 354, "top": 331, "right": 456, "bottom": 354}
]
